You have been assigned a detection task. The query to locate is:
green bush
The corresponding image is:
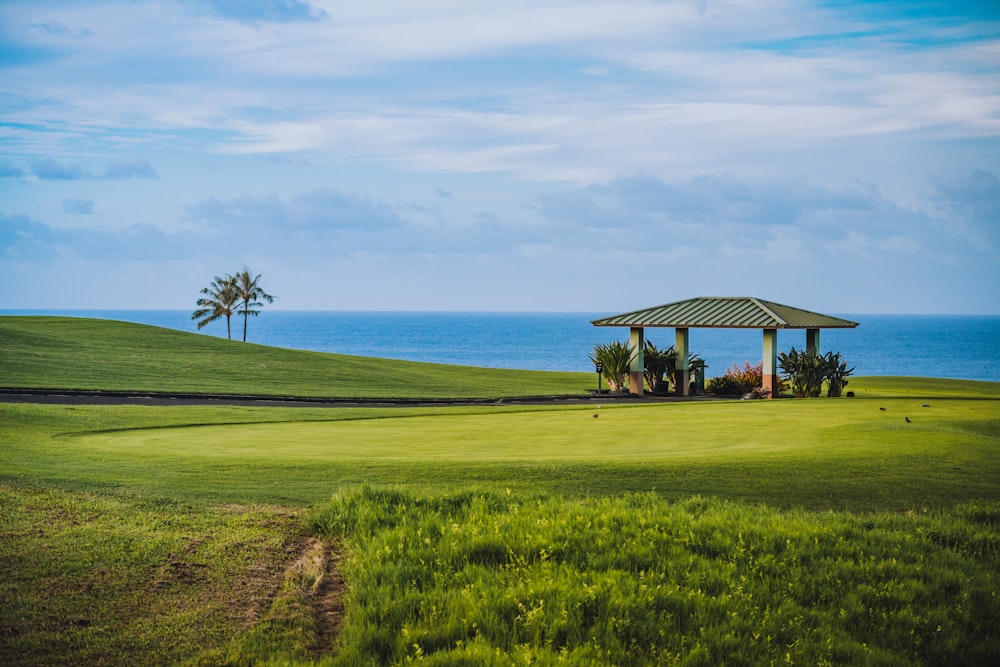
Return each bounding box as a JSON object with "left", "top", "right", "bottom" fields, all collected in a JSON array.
[
  {"left": 706, "top": 374, "right": 744, "bottom": 396},
  {"left": 778, "top": 349, "right": 855, "bottom": 398},
  {"left": 707, "top": 361, "right": 763, "bottom": 396},
  {"left": 825, "top": 351, "right": 855, "bottom": 397},
  {"left": 590, "top": 340, "right": 635, "bottom": 393},
  {"left": 644, "top": 341, "right": 705, "bottom": 394},
  {"left": 778, "top": 348, "right": 827, "bottom": 397},
  {"left": 642, "top": 340, "right": 673, "bottom": 393}
]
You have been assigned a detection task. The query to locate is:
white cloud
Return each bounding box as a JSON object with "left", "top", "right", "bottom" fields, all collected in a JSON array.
[{"left": 1, "top": 0, "right": 998, "bottom": 312}]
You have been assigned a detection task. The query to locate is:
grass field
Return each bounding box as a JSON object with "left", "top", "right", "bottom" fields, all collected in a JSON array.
[
  {"left": 1, "top": 316, "right": 998, "bottom": 665},
  {"left": 0, "top": 316, "right": 592, "bottom": 398}
]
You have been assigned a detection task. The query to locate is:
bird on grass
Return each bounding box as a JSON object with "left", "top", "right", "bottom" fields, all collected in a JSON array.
[
  {"left": 905, "top": 417, "right": 912, "bottom": 423},
  {"left": 879, "top": 407, "right": 886, "bottom": 411}
]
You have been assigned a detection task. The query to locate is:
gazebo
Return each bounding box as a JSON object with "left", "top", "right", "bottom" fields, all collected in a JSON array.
[{"left": 592, "top": 297, "right": 859, "bottom": 398}]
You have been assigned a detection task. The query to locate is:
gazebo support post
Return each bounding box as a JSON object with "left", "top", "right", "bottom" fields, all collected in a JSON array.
[
  {"left": 629, "top": 327, "right": 644, "bottom": 395},
  {"left": 806, "top": 328, "right": 820, "bottom": 355},
  {"left": 675, "top": 327, "right": 690, "bottom": 397},
  {"left": 762, "top": 328, "right": 778, "bottom": 399}
]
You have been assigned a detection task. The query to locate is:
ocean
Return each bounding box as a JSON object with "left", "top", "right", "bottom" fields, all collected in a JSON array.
[{"left": 3, "top": 310, "right": 999, "bottom": 382}]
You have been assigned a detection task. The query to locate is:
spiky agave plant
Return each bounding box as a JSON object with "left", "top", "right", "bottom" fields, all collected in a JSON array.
[
  {"left": 590, "top": 340, "right": 636, "bottom": 393},
  {"left": 778, "top": 348, "right": 826, "bottom": 397},
  {"left": 824, "top": 351, "right": 855, "bottom": 397}
]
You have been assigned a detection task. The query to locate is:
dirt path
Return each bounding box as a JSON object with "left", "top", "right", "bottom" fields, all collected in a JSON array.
[{"left": 282, "top": 537, "right": 346, "bottom": 656}]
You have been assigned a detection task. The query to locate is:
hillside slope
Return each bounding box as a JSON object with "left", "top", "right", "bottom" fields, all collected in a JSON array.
[{"left": 0, "top": 316, "right": 592, "bottom": 399}]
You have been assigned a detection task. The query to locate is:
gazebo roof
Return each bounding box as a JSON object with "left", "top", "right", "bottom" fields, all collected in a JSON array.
[{"left": 592, "top": 297, "right": 859, "bottom": 329}]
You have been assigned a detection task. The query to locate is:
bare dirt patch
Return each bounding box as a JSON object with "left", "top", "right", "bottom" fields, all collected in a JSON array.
[
  {"left": 284, "top": 536, "right": 347, "bottom": 655},
  {"left": 0, "top": 487, "right": 350, "bottom": 666}
]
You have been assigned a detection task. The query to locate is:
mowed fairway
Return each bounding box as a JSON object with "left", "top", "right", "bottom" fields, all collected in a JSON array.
[
  {"left": 56, "top": 385, "right": 1000, "bottom": 510},
  {"left": 79, "top": 397, "right": 992, "bottom": 462}
]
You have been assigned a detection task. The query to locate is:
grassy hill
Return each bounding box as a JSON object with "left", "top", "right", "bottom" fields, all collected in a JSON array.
[{"left": 0, "top": 315, "right": 592, "bottom": 398}]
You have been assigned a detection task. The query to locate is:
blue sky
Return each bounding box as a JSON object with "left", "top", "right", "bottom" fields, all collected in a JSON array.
[{"left": 1, "top": 0, "right": 998, "bottom": 313}]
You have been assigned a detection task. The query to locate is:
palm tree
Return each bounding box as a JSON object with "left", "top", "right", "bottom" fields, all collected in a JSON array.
[
  {"left": 234, "top": 268, "right": 275, "bottom": 342},
  {"left": 192, "top": 274, "right": 239, "bottom": 339}
]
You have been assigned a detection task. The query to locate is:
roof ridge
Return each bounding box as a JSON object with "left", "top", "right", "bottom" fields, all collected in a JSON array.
[
  {"left": 749, "top": 297, "right": 787, "bottom": 327},
  {"left": 592, "top": 296, "right": 859, "bottom": 329}
]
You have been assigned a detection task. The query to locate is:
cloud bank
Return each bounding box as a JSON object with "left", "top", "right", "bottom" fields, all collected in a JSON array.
[{"left": 0, "top": 0, "right": 997, "bottom": 312}]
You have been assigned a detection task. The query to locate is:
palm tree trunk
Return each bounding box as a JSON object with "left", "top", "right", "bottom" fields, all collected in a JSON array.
[
  {"left": 226, "top": 315, "right": 231, "bottom": 340},
  {"left": 243, "top": 305, "right": 248, "bottom": 342}
]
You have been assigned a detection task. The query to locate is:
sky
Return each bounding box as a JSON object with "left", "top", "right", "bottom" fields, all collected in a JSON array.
[{"left": 1, "top": 0, "right": 999, "bottom": 314}]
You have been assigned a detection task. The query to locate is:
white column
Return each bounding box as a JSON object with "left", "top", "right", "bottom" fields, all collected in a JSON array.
[
  {"left": 629, "top": 327, "right": 644, "bottom": 395},
  {"left": 675, "top": 327, "right": 690, "bottom": 396},
  {"left": 762, "top": 328, "right": 778, "bottom": 399}
]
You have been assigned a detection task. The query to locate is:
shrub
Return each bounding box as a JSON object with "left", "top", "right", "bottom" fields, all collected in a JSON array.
[
  {"left": 706, "top": 375, "right": 743, "bottom": 396},
  {"left": 824, "top": 352, "right": 855, "bottom": 397},
  {"left": 643, "top": 341, "right": 674, "bottom": 393},
  {"left": 778, "top": 349, "right": 855, "bottom": 398},
  {"left": 644, "top": 342, "right": 706, "bottom": 395},
  {"left": 778, "top": 348, "right": 826, "bottom": 397},
  {"left": 590, "top": 340, "right": 636, "bottom": 393},
  {"left": 708, "top": 361, "right": 763, "bottom": 396}
]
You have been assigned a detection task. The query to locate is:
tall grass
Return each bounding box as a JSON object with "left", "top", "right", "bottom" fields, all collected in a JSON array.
[{"left": 306, "top": 487, "right": 1000, "bottom": 666}]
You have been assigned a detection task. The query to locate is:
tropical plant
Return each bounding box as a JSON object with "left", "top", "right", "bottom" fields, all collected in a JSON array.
[
  {"left": 824, "top": 351, "right": 855, "bottom": 397},
  {"left": 192, "top": 274, "right": 239, "bottom": 340},
  {"left": 643, "top": 342, "right": 707, "bottom": 395},
  {"left": 688, "top": 356, "right": 707, "bottom": 393},
  {"left": 706, "top": 375, "right": 739, "bottom": 396},
  {"left": 590, "top": 340, "right": 636, "bottom": 393},
  {"left": 779, "top": 348, "right": 828, "bottom": 398},
  {"left": 707, "top": 361, "right": 764, "bottom": 397},
  {"left": 234, "top": 268, "right": 275, "bottom": 343},
  {"left": 643, "top": 341, "right": 673, "bottom": 393},
  {"left": 778, "top": 348, "right": 855, "bottom": 398},
  {"left": 671, "top": 353, "right": 706, "bottom": 395}
]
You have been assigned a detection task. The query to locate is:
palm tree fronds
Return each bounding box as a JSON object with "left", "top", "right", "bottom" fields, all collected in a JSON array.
[
  {"left": 234, "top": 268, "right": 275, "bottom": 342},
  {"left": 191, "top": 274, "right": 238, "bottom": 339}
]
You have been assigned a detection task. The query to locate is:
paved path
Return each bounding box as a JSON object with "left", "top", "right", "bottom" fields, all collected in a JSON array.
[{"left": 0, "top": 388, "right": 703, "bottom": 408}]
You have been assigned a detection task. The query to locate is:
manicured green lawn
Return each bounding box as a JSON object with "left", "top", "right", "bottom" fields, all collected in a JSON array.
[
  {"left": 4, "top": 377, "right": 996, "bottom": 510},
  {"left": 1, "top": 315, "right": 998, "bottom": 665}
]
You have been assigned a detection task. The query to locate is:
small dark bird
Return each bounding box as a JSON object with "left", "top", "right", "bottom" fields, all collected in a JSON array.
[
  {"left": 921, "top": 404, "right": 930, "bottom": 408},
  {"left": 905, "top": 417, "right": 911, "bottom": 423},
  {"left": 879, "top": 407, "right": 886, "bottom": 411},
  {"left": 593, "top": 414, "right": 599, "bottom": 418}
]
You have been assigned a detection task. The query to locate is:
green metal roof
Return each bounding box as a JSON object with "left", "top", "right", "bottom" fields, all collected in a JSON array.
[{"left": 592, "top": 297, "right": 859, "bottom": 329}]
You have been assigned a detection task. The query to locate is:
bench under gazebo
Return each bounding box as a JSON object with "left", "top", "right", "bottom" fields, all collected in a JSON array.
[{"left": 592, "top": 297, "right": 859, "bottom": 398}]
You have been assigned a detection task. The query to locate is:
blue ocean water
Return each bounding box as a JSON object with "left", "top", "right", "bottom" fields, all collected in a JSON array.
[{"left": 3, "top": 310, "right": 998, "bottom": 382}]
